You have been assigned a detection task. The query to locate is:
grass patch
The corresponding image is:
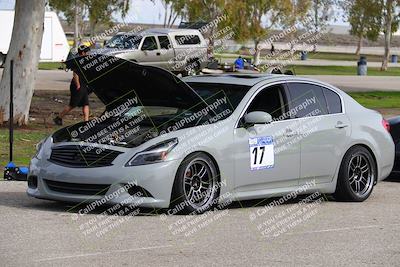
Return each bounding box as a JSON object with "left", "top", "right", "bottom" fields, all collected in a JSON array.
[
  {"left": 216, "top": 51, "right": 386, "bottom": 62},
  {"left": 348, "top": 91, "right": 400, "bottom": 109},
  {"left": 288, "top": 65, "right": 400, "bottom": 76},
  {"left": 306, "top": 52, "right": 383, "bottom": 62},
  {"left": 0, "top": 128, "right": 52, "bottom": 172},
  {"left": 38, "top": 62, "right": 64, "bottom": 70}
]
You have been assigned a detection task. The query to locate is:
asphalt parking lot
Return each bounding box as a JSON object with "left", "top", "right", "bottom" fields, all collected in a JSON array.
[{"left": 1, "top": 178, "right": 400, "bottom": 266}]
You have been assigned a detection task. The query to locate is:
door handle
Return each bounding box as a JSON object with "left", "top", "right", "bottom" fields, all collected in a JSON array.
[
  {"left": 335, "top": 121, "right": 349, "bottom": 129},
  {"left": 156, "top": 52, "right": 161, "bottom": 56}
]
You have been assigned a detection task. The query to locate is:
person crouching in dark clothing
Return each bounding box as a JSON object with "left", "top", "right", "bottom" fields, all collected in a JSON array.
[{"left": 54, "top": 45, "right": 90, "bottom": 125}]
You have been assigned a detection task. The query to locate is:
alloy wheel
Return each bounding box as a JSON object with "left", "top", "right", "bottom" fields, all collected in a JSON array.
[
  {"left": 347, "top": 153, "right": 374, "bottom": 198},
  {"left": 183, "top": 158, "right": 216, "bottom": 209}
]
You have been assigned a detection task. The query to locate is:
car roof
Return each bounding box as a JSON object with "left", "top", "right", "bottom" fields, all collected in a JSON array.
[
  {"left": 183, "top": 74, "right": 345, "bottom": 98},
  {"left": 117, "top": 28, "right": 200, "bottom": 36},
  {"left": 116, "top": 28, "right": 201, "bottom": 37},
  {"left": 182, "top": 74, "right": 302, "bottom": 86}
]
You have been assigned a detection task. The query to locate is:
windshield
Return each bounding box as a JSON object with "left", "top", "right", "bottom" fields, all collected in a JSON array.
[
  {"left": 187, "top": 82, "right": 250, "bottom": 111},
  {"left": 106, "top": 83, "right": 248, "bottom": 131},
  {"left": 117, "top": 102, "right": 210, "bottom": 130},
  {"left": 105, "top": 34, "right": 142, "bottom": 49},
  {"left": 124, "top": 106, "right": 178, "bottom": 118}
]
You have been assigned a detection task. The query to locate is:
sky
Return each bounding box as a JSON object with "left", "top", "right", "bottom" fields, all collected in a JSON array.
[
  {"left": 0, "top": 0, "right": 174, "bottom": 24},
  {"left": 0, "top": 0, "right": 348, "bottom": 26}
]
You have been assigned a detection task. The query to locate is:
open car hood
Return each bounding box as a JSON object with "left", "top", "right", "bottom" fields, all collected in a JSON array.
[
  {"left": 58, "top": 54, "right": 228, "bottom": 148},
  {"left": 65, "top": 54, "right": 205, "bottom": 111}
]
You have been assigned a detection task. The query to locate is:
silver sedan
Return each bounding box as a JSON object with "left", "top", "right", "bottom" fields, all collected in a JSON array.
[{"left": 27, "top": 55, "right": 395, "bottom": 214}]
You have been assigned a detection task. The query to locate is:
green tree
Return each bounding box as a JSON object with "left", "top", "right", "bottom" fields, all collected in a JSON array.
[
  {"left": 227, "top": 0, "right": 293, "bottom": 65},
  {"left": 183, "top": 0, "right": 227, "bottom": 56},
  {"left": 83, "top": 0, "right": 130, "bottom": 36},
  {"left": 284, "top": 0, "right": 312, "bottom": 51},
  {"left": 308, "top": 0, "right": 336, "bottom": 51},
  {"left": 161, "top": 0, "right": 186, "bottom": 28},
  {"left": 49, "top": 0, "right": 129, "bottom": 46},
  {"left": 49, "top": 0, "right": 84, "bottom": 48},
  {"left": 381, "top": 0, "right": 400, "bottom": 71},
  {"left": 348, "top": 0, "right": 383, "bottom": 55}
]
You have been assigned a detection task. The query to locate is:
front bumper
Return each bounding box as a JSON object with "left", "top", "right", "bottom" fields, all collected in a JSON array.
[{"left": 27, "top": 156, "right": 181, "bottom": 209}]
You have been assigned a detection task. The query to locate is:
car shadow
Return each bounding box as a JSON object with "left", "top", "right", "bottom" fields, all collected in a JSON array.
[
  {"left": 385, "top": 174, "right": 400, "bottom": 183},
  {"left": 223, "top": 193, "right": 333, "bottom": 211},
  {"left": 0, "top": 190, "right": 165, "bottom": 216},
  {"left": 0, "top": 189, "right": 333, "bottom": 218},
  {"left": 0, "top": 191, "right": 72, "bottom": 212}
]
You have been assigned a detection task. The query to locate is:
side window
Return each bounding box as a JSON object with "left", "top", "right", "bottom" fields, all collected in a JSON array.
[
  {"left": 141, "top": 36, "right": 158, "bottom": 51},
  {"left": 322, "top": 87, "right": 342, "bottom": 114},
  {"left": 158, "top": 36, "right": 171, "bottom": 49},
  {"left": 247, "top": 85, "right": 288, "bottom": 121},
  {"left": 287, "top": 83, "right": 328, "bottom": 118},
  {"left": 174, "top": 35, "right": 201, "bottom": 45}
]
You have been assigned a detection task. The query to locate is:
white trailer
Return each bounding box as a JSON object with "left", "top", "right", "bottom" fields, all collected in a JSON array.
[{"left": 0, "top": 10, "right": 70, "bottom": 66}]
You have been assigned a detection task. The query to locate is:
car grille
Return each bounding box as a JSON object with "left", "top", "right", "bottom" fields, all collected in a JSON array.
[
  {"left": 45, "top": 179, "right": 111, "bottom": 195},
  {"left": 49, "top": 145, "right": 122, "bottom": 168}
]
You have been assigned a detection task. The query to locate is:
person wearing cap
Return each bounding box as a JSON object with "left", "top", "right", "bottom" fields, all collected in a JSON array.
[{"left": 54, "top": 45, "right": 91, "bottom": 125}]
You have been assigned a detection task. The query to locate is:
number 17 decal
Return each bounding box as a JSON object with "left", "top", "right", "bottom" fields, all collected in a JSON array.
[{"left": 249, "top": 136, "right": 274, "bottom": 170}]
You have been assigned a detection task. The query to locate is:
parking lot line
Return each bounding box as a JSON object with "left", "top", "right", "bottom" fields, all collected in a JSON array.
[
  {"left": 285, "top": 223, "right": 400, "bottom": 236},
  {"left": 34, "top": 243, "right": 189, "bottom": 262}
]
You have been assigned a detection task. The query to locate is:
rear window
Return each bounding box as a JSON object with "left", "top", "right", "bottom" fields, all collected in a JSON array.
[
  {"left": 287, "top": 83, "right": 328, "bottom": 118},
  {"left": 322, "top": 88, "right": 342, "bottom": 114},
  {"left": 175, "top": 35, "right": 201, "bottom": 45}
]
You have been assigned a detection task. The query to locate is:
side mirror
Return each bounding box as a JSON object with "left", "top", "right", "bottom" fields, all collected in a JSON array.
[{"left": 243, "top": 111, "right": 273, "bottom": 127}]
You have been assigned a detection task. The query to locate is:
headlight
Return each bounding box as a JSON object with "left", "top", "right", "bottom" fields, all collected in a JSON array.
[
  {"left": 34, "top": 136, "right": 51, "bottom": 159},
  {"left": 126, "top": 138, "right": 178, "bottom": 166},
  {"left": 34, "top": 139, "right": 45, "bottom": 159}
]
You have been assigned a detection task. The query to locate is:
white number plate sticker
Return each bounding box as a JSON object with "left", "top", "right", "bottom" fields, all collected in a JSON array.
[{"left": 249, "top": 136, "right": 274, "bottom": 170}]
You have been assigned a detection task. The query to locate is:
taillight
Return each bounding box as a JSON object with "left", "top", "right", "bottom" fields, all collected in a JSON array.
[{"left": 382, "top": 119, "right": 390, "bottom": 132}]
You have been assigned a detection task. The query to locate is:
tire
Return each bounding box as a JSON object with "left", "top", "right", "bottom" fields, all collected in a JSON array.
[
  {"left": 334, "top": 146, "right": 376, "bottom": 202},
  {"left": 170, "top": 152, "right": 220, "bottom": 214}
]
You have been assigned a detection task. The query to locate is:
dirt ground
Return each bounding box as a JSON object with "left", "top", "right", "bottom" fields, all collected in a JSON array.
[{"left": 28, "top": 90, "right": 105, "bottom": 129}]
